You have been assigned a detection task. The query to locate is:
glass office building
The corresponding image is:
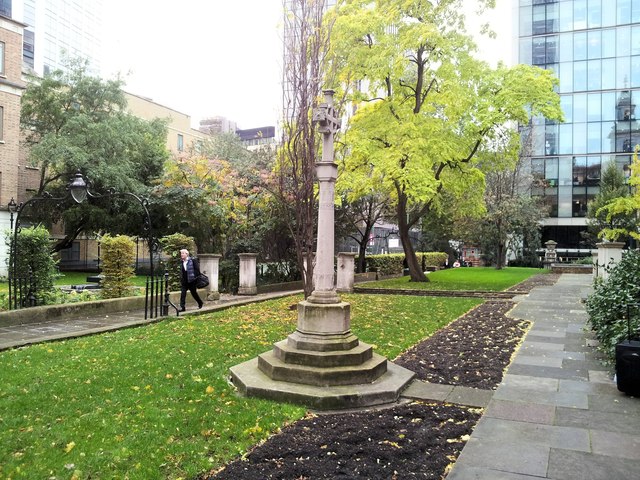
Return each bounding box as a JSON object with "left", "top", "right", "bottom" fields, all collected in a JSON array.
[
  {"left": 8, "top": 0, "right": 102, "bottom": 76},
  {"left": 518, "top": 0, "right": 640, "bottom": 248}
]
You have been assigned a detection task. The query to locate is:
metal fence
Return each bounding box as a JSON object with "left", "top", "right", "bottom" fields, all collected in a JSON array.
[{"left": 145, "top": 270, "right": 179, "bottom": 319}]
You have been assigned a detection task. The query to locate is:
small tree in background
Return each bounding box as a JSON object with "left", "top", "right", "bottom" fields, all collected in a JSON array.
[
  {"left": 99, "top": 234, "right": 136, "bottom": 299},
  {"left": 7, "top": 225, "right": 58, "bottom": 303},
  {"left": 158, "top": 233, "right": 196, "bottom": 291},
  {"left": 587, "top": 160, "right": 634, "bottom": 243}
]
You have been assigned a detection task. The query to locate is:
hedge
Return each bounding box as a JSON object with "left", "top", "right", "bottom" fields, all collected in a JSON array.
[{"left": 366, "top": 252, "right": 448, "bottom": 275}]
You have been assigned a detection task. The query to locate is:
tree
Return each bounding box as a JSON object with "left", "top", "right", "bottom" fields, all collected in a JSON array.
[
  {"left": 20, "top": 58, "right": 169, "bottom": 252},
  {"left": 335, "top": 193, "right": 391, "bottom": 272},
  {"left": 472, "top": 133, "right": 547, "bottom": 268},
  {"left": 153, "top": 152, "right": 237, "bottom": 254},
  {"left": 597, "top": 147, "right": 640, "bottom": 242},
  {"left": 274, "top": 0, "right": 336, "bottom": 297},
  {"left": 586, "top": 160, "right": 634, "bottom": 243},
  {"left": 329, "top": 0, "right": 563, "bottom": 281}
]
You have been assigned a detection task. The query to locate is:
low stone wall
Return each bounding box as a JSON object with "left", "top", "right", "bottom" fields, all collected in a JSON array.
[
  {"left": 550, "top": 264, "right": 593, "bottom": 274},
  {"left": 0, "top": 289, "right": 202, "bottom": 327},
  {"left": 257, "top": 280, "right": 304, "bottom": 294}
]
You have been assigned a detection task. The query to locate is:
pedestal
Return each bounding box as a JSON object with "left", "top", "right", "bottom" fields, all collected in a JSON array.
[
  {"left": 198, "top": 254, "right": 221, "bottom": 301},
  {"left": 238, "top": 253, "right": 257, "bottom": 295},
  {"left": 596, "top": 242, "right": 625, "bottom": 281},
  {"left": 336, "top": 252, "right": 357, "bottom": 293}
]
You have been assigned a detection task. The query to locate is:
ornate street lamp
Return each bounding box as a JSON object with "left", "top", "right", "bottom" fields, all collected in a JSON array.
[
  {"left": 7, "top": 197, "right": 17, "bottom": 230},
  {"left": 68, "top": 171, "right": 88, "bottom": 204},
  {"left": 7, "top": 171, "right": 156, "bottom": 310}
]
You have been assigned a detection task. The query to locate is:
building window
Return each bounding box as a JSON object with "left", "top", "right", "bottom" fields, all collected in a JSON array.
[
  {"left": 177, "top": 134, "right": 184, "bottom": 152},
  {"left": 0, "top": 0, "right": 10, "bottom": 18},
  {"left": 0, "top": 42, "right": 4, "bottom": 76}
]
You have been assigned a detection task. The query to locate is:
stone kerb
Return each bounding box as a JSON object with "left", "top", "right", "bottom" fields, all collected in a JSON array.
[
  {"left": 198, "top": 254, "right": 221, "bottom": 301},
  {"left": 336, "top": 252, "right": 357, "bottom": 293},
  {"left": 238, "top": 253, "right": 258, "bottom": 296}
]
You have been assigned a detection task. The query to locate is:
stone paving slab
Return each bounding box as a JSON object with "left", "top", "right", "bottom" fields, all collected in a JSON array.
[
  {"left": 555, "top": 406, "right": 640, "bottom": 434},
  {"left": 471, "top": 416, "right": 590, "bottom": 452},
  {"left": 401, "top": 380, "right": 453, "bottom": 402},
  {"left": 493, "top": 386, "right": 589, "bottom": 409},
  {"left": 513, "top": 355, "right": 564, "bottom": 368},
  {"left": 400, "top": 380, "right": 493, "bottom": 408},
  {"left": 547, "top": 449, "right": 640, "bottom": 480},
  {"left": 500, "top": 374, "right": 559, "bottom": 392},
  {"left": 505, "top": 363, "right": 589, "bottom": 381},
  {"left": 446, "top": 466, "right": 547, "bottom": 480},
  {"left": 452, "top": 437, "right": 551, "bottom": 477},
  {"left": 483, "top": 398, "right": 556, "bottom": 425},
  {"left": 448, "top": 385, "right": 493, "bottom": 408},
  {"left": 590, "top": 429, "right": 640, "bottom": 460}
]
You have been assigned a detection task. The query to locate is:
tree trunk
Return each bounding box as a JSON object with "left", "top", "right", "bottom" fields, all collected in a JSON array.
[
  {"left": 496, "top": 242, "right": 505, "bottom": 270},
  {"left": 397, "top": 199, "right": 427, "bottom": 282},
  {"left": 357, "top": 224, "right": 373, "bottom": 273}
]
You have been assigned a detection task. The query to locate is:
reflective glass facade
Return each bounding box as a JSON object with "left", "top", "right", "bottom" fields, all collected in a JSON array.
[{"left": 519, "top": 0, "right": 640, "bottom": 247}]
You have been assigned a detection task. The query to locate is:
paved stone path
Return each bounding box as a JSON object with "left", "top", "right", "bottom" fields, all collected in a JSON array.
[{"left": 447, "top": 274, "right": 640, "bottom": 480}]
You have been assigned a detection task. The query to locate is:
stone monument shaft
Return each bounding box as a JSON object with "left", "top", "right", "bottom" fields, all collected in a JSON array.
[{"left": 309, "top": 89, "right": 342, "bottom": 305}]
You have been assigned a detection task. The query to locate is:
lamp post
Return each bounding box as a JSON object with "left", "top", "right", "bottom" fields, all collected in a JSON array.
[{"left": 7, "top": 171, "right": 155, "bottom": 309}]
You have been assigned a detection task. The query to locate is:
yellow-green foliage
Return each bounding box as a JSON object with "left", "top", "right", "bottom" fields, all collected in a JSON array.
[
  {"left": 159, "top": 233, "right": 197, "bottom": 290},
  {"left": 367, "top": 252, "right": 447, "bottom": 275},
  {"left": 100, "top": 234, "right": 136, "bottom": 299}
]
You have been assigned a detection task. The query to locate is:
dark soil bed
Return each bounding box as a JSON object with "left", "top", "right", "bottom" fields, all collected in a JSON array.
[{"left": 200, "top": 273, "right": 559, "bottom": 480}]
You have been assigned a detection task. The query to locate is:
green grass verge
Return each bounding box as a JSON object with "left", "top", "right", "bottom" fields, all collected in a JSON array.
[
  {"left": 361, "top": 267, "right": 545, "bottom": 291},
  {"left": 0, "top": 271, "right": 150, "bottom": 295},
  {"left": 0, "top": 293, "right": 480, "bottom": 479}
]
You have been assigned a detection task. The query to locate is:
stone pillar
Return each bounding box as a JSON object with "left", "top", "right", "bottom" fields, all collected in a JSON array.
[
  {"left": 238, "top": 253, "right": 258, "bottom": 295},
  {"left": 198, "top": 254, "right": 221, "bottom": 301},
  {"left": 336, "top": 252, "right": 357, "bottom": 293},
  {"left": 544, "top": 239, "right": 557, "bottom": 268},
  {"left": 596, "top": 242, "right": 625, "bottom": 281}
]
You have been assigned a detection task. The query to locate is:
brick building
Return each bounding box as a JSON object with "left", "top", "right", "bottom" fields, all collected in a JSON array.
[{"left": 0, "top": 15, "right": 28, "bottom": 276}]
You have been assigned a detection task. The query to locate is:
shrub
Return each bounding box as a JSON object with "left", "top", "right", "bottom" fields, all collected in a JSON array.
[
  {"left": 6, "top": 225, "right": 58, "bottom": 304},
  {"left": 366, "top": 254, "right": 405, "bottom": 275},
  {"left": 100, "top": 234, "right": 136, "bottom": 299},
  {"left": 159, "top": 233, "right": 197, "bottom": 291},
  {"left": 586, "top": 249, "right": 640, "bottom": 363},
  {"left": 366, "top": 252, "right": 448, "bottom": 275},
  {"left": 417, "top": 252, "right": 448, "bottom": 268}
]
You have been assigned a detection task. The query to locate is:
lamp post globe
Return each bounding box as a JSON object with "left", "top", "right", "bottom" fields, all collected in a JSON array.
[{"left": 69, "top": 171, "right": 88, "bottom": 204}]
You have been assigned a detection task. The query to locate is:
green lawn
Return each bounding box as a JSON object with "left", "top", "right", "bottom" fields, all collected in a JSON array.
[
  {"left": 360, "top": 266, "right": 545, "bottom": 291},
  {"left": 0, "top": 271, "right": 150, "bottom": 294},
  {"left": 0, "top": 293, "right": 481, "bottom": 479}
]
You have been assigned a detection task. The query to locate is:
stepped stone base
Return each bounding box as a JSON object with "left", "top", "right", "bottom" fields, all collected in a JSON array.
[
  {"left": 259, "top": 349, "right": 387, "bottom": 386},
  {"left": 230, "top": 358, "right": 415, "bottom": 410},
  {"left": 229, "top": 299, "right": 416, "bottom": 409},
  {"left": 273, "top": 338, "right": 372, "bottom": 367}
]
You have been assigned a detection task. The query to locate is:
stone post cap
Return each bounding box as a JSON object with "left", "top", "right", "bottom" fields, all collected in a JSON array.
[{"left": 596, "top": 242, "right": 626, "bottom": 248}]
